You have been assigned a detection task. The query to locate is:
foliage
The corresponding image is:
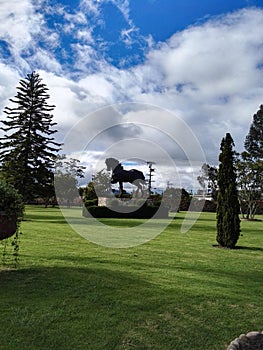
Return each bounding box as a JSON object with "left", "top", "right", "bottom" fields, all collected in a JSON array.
[
  {"left": 1, "top": 230, "right": 21, "bottom": 268},
  {"left": 197, "top": 163, "right": 218, "bottom": 199},
  {"left": 163, "top": 187, "right": 191, "bottom": 211},
  {"left": 244, "top": 104, "right": 263, "bottom": 159},
  {"left": 54, "top": 155, "right": 86, "bottom": 206},
  {"left": 93, "top": 170, "right": 112, "bottom": 197},
  {"left": 0, "top": 180, "right": 24, "bottom": 218},
  {"left": 54, "top": 174, "right": 79, "bottom": 206},
  {"left": 82, "top": 181, "right": 98, "bottom": 201},
  {"left": 83, "top": 204, "right": 169, "bottom": 218},
  {"left": 55, "top": 154, "right": 86, "bottom": 179},
  {"left": 216, "top": 133, "right": 240, "bottom": 248},
  {"left": 236, "top": 151, "right": 262, "bottom": 220},
  {"left": 83, "top": 171, "right": 112, "bottom": 201},
  {"left": 0, "top": 72, "right": 62, "bottom": 202},
  {"left": 237, "top": 105, "right": 263, "bottom": 220},
  {"left": 179, "top": 189, "right": 191, "bottom": 211},
  {"left": 83, "top": 198, "right": 98, "bottom": 208},
  {"left": 190, "top": 198, "right": 217, "bottom": 212},
  {"left": 0, "top": 181, "right": 24, "bottom": 266}
]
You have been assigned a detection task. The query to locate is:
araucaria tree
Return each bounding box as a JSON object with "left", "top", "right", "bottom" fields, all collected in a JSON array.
[
  {"left": 0, "top": 72, "right": 61, "bottom": 202},
  {"left": 216, "top": 133, "right": 240, "bottom": 248}
]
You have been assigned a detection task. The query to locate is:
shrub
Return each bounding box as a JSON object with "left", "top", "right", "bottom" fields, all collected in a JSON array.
[
  {"left": 0, "top": 180, "right": 24, "bottom": 218},
  {"left": 189, "top": 198, "right": 217, "bottom": 212},
  {"left": 83, "top": 204, "right": 169, "bottom": 219},
  {"left": 84, "top": 198, "right": 98, "bottom": 208},
  {"left": 0, "top": 180, "right": 24, "bottom": 266}
]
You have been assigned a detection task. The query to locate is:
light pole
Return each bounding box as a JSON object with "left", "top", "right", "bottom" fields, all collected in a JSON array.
[{"left": 146, "top": 161, "right": 156, "bottom": 197}]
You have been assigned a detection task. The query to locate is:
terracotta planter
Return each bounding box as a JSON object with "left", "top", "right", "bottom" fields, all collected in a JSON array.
[{"left": 0, "top": 212, "right": 18, "bottom": 240}]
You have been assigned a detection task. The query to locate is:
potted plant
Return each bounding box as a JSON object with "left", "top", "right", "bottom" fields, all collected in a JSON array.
[{"left": 0, "top": 180, "right": 24, "bottom": 240}]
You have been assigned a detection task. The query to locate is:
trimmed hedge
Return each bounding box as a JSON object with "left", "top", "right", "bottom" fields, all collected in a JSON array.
[
  {"left": 84, "top": 198, "right": 98, "bottom": 207},
  {"left": 82, "top": 204, "right": 169, "bottom": 219}
]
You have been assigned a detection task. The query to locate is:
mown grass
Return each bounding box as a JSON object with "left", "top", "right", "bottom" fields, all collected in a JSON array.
[{"left": 0, "top": 206, "right": 262, "bottom": 350}]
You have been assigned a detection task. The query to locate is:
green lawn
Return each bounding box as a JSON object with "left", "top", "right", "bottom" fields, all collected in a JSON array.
[{"left": 0, "top": 206, "right": 262, "bottom": 350}]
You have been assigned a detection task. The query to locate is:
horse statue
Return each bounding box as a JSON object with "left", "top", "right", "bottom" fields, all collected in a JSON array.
[{"left": 105, "top": 158, "right": 146, "bottom": 197}]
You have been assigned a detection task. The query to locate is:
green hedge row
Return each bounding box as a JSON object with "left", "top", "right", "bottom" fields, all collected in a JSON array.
[
  {"left": 82, "top": 205, "right": 169, "bottom": 219},
  {"left": 84, "top": 198, "right": 98, "bottom": 207}
]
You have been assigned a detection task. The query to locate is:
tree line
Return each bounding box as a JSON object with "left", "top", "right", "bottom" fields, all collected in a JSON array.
[
  {"left": 0, "top": 71, "right": 262, "bottom": 249},
  {"left": 197, "top": 106, "right": 263, "bottom": 221}
]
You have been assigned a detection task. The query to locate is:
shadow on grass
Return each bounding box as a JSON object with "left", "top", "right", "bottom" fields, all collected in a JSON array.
[
  {"left": 235, "top": 245, "right": 263, "bottom": 252},
  {"left": 24, "top": 210, "right": 144, "bottom": 226},
  {"left": 24, "top": 212, "right": 84, "bottom": 225},
  {"left": 0, "top": 266, "right": 154, "bottom": 302},
  {"left": 0, "top": 266, "right": 161, "bottom": 349},
  {"left": 0, "top": 264, "right": 261, "bottom": 349},
  {"left": 212, "top": 244, "right": 263, "bottom": 252}
]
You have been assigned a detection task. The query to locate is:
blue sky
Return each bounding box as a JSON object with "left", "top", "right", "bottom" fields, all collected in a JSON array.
[
  {"left": 34, "top": 0, "right": 263, "bottom": 69},
  {"left": 7, "top": 0, "right": 261, "bottom": 70},
  {"left": 1, "top": 0, "right": 263, "bottom": 190}
]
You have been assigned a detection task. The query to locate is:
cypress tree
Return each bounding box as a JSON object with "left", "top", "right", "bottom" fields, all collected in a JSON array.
[
  {"left": 216, "top": 133, "right": 240, "bottom": 248},
  {"left": 0, "top": 72, "right": 62, "bottom": 202}
]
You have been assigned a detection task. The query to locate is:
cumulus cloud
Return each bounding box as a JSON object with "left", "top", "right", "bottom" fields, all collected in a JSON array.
[
  {"left": 80, "top": 0, "right": 101, "bottom": 17},
  {"left": 0, "top": 0, "right": 43, "bottom": 52},
  {"left": 145, "top": 9, "right": 263, "bottom": 97},
  {"left": 1, "top": 3, "right": 263, "bottom": 190},
  {"left": 129, "top": 8, "right": 263, "bottom": 159},
  {"left": 0, "top": 63, "right": 21, "bottom": 112}
]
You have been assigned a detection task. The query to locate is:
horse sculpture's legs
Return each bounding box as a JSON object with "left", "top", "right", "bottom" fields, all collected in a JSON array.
[
  {"left": 133, "top": 180, "right": 145, "bottom": 198},
  {"left": 119, "top": 181, "right": 124, "bottom": 196},
  {"left": 135, "top": 187, "right": 140, "bottom": 198}
]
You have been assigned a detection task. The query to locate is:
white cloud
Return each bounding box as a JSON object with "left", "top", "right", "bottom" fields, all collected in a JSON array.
[
  {"left": 64, "top": 11, "right": 87, "bottom": 25},
  {"left": 37, "top": 6, "right": 263, "bottom": 172},
  {"left": 148, "top": 9, "right": 263, "bottom": 99},
  {"left": 0, "top": 0, "right": 62, "bottom": 74},
  {"left": 1, "top": 4, "right": 263, "bottom": 189},
  {"left": 80, "top": 0, "right": 101, "bottom": 17},
  {"left": 128, "top": 8, "right": 263, "bottom": 161},
  {"left": 0, "top": 0, "right": 43, "bottom": 53},
  {"left": 0, "top": 63, "right": 21, "bottom": 113},
  {"left": 29, "top": 49, "right": 62, "bottom": 73},
  {"left": 76, "top": 29, "right": 94, "bottom": 43},
  {"left": 120, "top": 26, "right": 138, "bottom": 46}
]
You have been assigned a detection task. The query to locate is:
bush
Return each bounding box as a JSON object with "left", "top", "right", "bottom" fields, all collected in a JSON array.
[
  {"left": 136, "top": 198, "right": 147, "bottom": 207},
  {"left": 256, "top": 201, "right": 263, "bottom": 214},
  {"left": 152, "top": 200, "right": 162, "bottom": 208},
  {"left": 83, "top": 198, "right": 98, "bottom": 208},
  {"left": 0, "top": 181, "right": 24, "bottom": 218},
  {"left": 0, "top": 180, "right": 24, "bottom": 265},
  {"left": 83, "top": 204, "right": 169, "bottom": 219},
  {"left": 189, "top": 198, "right": 217, "bottom": 212},
  {"left": 108, "top": 198, "right": 120, "bottom": 208}
]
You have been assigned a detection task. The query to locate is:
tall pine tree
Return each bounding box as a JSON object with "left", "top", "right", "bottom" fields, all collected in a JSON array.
[
  {"left": 216, "top": 133, "right": 240, "bottom": 248},
  {"left": 244, "top": 104, "right": 263, "bottom": 159},
  {"left": 237, "top": 105, "right": 263, "bottom": 219},
  {"left": 0, "top": 72, "right": 62, "bottom": 202}
]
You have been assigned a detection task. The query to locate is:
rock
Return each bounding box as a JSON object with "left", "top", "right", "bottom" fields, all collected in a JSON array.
[{"left": 226, "top": 331, "right": 263, "bottom": 350}]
